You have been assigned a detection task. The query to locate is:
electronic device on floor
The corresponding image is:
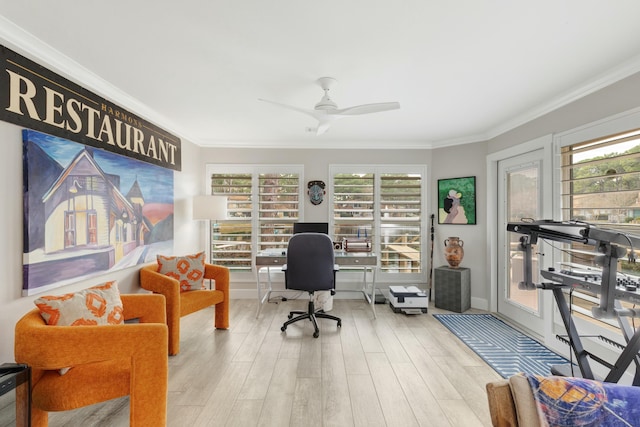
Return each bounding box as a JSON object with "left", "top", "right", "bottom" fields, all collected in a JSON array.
[{"left": 389, "top": 285, "right": 428, "bottom": 314}]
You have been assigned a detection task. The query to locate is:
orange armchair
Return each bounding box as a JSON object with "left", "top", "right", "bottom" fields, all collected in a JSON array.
[
  {"left": 14, "top": 293, "right": 169, "bottom": 427},
  {"left": 140, "top": 262, "right": 229, "bottom": 355}
]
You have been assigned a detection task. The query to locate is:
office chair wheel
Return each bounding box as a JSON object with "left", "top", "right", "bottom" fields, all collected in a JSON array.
[
  {"left": 281, "top": 325, "right": 287, "bottom": 332},
  {"left": 337, "top": 320, "right": 342, "bottom": 327},
  {"left": 287, "top": 313, "right": 293, "bottom": 319},
  {"left": 313, "top": 331, "right": 319, "bottom": 338}
]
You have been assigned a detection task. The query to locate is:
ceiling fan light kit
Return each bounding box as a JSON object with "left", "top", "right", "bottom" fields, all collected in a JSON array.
[
  {"left": 314, "top": 77, "right": 338, "bottom": 110},
  {"left": 259, "top": 77, "right": 400, "bottom": 135}
]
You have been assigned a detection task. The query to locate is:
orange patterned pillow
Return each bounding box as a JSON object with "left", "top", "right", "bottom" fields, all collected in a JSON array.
[
  {"left": 34, "top": 281, "right": 124, "bottom": 326},
  {"left": 157, "top": 252, "right": 205, "bottom": 292}
]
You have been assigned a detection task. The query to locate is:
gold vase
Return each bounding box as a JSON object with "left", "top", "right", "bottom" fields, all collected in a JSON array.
[{"left": 444, "top": 237, "right": 464, "bottom": 268}]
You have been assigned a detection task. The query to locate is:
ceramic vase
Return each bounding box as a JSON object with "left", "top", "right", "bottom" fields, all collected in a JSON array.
[{"left": 444, "top": 237, "right": 464, "bottom": 268}]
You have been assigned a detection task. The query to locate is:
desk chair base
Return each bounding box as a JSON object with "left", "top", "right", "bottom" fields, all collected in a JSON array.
[{"left": 281, "top": 298, "right": 341, "bottom": 338}]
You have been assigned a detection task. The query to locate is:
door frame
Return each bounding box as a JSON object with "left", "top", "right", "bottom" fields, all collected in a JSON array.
[
  {"left": 497, "top": 148, "right": 552, "bottom": 335},
  {"left": 487, "top": 134, "right": 555, "bottom": 341}
]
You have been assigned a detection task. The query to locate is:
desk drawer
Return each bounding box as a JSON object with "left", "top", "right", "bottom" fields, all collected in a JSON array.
[
  {"left": 256, "top": 256, "right": 286, "bottom": 266},
  {"left": 337, "top": 256, "right": 376, "bottom": 266}
]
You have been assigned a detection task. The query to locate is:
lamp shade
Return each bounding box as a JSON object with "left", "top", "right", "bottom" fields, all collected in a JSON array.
[{"left": 192, "top": 195, "right": 227, "bottom": 220}]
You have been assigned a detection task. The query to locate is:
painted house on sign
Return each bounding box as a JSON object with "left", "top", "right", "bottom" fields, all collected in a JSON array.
[
  {"left": 24, "top": 135, "right": 151, "bottom": 293},
  {"left": 42, "top": 147, "right": 146, "bottom": 256}
]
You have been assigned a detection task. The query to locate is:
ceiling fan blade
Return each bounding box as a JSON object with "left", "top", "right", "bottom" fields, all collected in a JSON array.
[
  {"left": 334, "top": 102, "right": 400, "bottom": 116},
  {"left": 316, "top": 120, "right": 332, "bottom": 135},
  {"left": 260, "top": 79, "right": 400, "bottom": 135},
  {"left": 258, "top": 98, "right": 318, "bottom": 119}
]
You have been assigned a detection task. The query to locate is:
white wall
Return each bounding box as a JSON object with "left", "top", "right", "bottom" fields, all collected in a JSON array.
[
  {"left": 198, "top": 145, "right": 491, "bottom": 307},
  {"left": 197, "top": 147, "right": 442, "bottom": 293},
  {"left": 488, "top": 71, "right": 640, "bottom": 154},
  {"left": 0, "top": 120, "right": 202, "bottom": 362},
  {"left": 431, "top": 142, "right": 489, "bottom": 309}
]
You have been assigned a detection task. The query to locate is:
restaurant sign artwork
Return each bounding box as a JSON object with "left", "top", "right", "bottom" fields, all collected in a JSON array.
[{"left": 0, "top": 44, "right": 181, "bottom": 171}]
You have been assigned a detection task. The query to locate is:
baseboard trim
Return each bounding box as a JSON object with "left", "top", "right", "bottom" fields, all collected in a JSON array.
[
  {"left": 231, "top": 289, "right": 489, "bottom": 310},
  {"left": 230, "top": 289, "right": 376, "bottom": 300}
]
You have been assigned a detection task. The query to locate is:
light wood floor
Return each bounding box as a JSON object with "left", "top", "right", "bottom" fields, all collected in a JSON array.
[{"left": 49, "top": 298, "right": 502, "bottom": 426}]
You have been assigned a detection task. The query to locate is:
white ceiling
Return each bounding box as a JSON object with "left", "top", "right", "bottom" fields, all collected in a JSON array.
[{"left": 1, "top": 1, "right": 640, "bottom": 149}]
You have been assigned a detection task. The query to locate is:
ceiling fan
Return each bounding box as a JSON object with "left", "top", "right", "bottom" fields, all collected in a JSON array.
[{"left": 259, "top": 77, "right": 400, "bottom": 135}]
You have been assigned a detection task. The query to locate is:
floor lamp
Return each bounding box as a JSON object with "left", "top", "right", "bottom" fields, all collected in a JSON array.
[{"left": 192, "top": 195, "right": 227, "bottom": 264}]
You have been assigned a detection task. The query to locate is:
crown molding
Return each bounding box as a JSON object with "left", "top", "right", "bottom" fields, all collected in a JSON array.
[
  {"left": 197, "top": 138, "right": 433, "bottom": 150},
  {"left": 198, "top": 131, "right": 488, "bottom": 150},
  {"left": 0, "top": 15, "right": 199, "bottom": 145},
  {"left": 486, "top": 53, "right": 640, "bottom": 141},
  {"left": 1, "top": 14, "right": 638, "bottom": 151}
]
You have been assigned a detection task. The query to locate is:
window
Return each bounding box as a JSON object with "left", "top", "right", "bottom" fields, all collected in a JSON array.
[
  {"left": 561, "top": 128, "right": 640, "bottom": 325},
  {"left": 331, "top": 165, "right": 426, "bottom": 280},
  {"left": 205, "top": 163, "right": 425, "bottom": 281},
  {"left": 64, "top": 212, "right": 75, "bottom": 247},
  {"left": 206, "top": 165, "right": 303, "bottom": 273},
  {"left": 332, "top": 172, "right": 374, "bottom": 242},
  {"left": 258, "top": 173, "right": 300, "bottom": 250},
  {"left": 88, "top": 212, "right": 98, "bottom": 245},
  {"left": 380, "top": 173, "right": 423, "bottom": 274}
]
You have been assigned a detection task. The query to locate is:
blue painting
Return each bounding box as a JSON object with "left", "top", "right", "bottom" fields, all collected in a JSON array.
[
  {"left": 23, "top": 129, "right": 174, "bottom": 295},
  {"left": 527, "top": 374, "right": 640, "bottom": 425}
]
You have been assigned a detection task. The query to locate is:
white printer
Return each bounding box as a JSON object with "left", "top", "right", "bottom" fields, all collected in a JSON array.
[{"left": 388, "top": 285, "right": 428, "bottom": 314}]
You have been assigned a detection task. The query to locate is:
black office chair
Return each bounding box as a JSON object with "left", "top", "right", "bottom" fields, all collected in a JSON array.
[{"left": 280, "top": 232, "right": 342, "bottom": 338}]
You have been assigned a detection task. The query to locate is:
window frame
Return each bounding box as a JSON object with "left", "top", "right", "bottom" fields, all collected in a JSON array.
[
  {"left": 203, "top": 163, "right": 429, "bottom": 285},
  {"left": 553, "top": 107, "right": 640, "bottom": 345},
  {"left": 558, "top": 129, "right": 640, "bottom": 328},
  {"left": 204, "top": 164, "right": 304, "bottom": 280},
  {"left": 329, "top": 164, "right": 428, "bottom": 284}
]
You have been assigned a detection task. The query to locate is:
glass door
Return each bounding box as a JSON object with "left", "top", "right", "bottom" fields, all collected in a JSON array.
[{"left": 497, "top": 149, "right": 549, "bottom": 336}]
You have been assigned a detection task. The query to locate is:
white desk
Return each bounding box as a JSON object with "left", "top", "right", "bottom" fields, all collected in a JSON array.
[{"left": 255, "top": 251, "right": 377, "bottom": 318}]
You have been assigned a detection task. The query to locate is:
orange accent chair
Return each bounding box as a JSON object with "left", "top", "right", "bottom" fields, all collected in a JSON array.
[
  {"left": 14, "top": 293, "right": 169, "bottom": 427},
  {"left": 140, "top": 262, "right": 230, "bottom": 355}
]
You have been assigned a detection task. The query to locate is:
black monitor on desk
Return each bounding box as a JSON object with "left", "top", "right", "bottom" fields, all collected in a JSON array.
[{"left": 293, "top": 222, "right": 329, "bottom": 234}]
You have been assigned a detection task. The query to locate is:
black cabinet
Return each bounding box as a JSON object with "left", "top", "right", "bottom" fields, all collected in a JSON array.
[{"left": 434, "top": 266, "right": 470, "bottom": 313}]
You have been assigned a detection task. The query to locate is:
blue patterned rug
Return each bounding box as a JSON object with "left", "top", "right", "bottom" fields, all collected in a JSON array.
[{"left": 434, "top": 313, "right": 572, "bottom": 378}]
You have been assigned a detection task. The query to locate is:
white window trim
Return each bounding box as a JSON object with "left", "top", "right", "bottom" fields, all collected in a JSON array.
[
  {"left": 551, "top": 107, "right": 640, "bottom": 381},
  {"left": 204, "top": 164, "right": 304, "bottom": 281},
  {"left": 329, "top": 164, "right": 429, "bottom": 284}
]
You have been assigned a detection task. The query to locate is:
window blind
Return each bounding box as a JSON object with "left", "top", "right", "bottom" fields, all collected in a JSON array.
[
  {"left": 210, "top": 170, "right": 301, "bottom": 271},
  {"left": 210, "top": 173, "right": 253, "bottom": 271},
  {"left": 258, "top": 173, "right": 299, "bottom": 251},
  {"left": 380, "top": 173, "right": 422, "bottom": 273},
  {"left": 331, "top": 167, "right": 425, "bottom": 277},
  {"left": 332, "top": 173, "right": 374, "bottom": 243},
  {"left": 561, "top": 129, "right": 640, "bottom": 326}
]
